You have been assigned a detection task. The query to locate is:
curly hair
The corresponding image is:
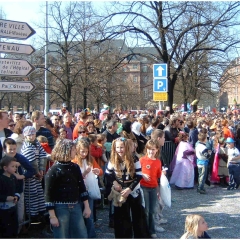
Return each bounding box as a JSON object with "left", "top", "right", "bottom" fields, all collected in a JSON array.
[
  {"left": 51, "top": 139, "right": 75, "bottom": 162},
  {"left": 75, "top": 139, "right": 94, "bottom": 167},
  {"left": 110, "top": 137, "right": 135, "bottom": 178}
]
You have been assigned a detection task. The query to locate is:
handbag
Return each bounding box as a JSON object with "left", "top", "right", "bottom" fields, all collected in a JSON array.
[
  {"left": 83, "top": 160, "right": 101, "bottom": 200},
  {"left": 160, "top": 173, "right": 171, "bottom": 207},
  {"left": 84, "top": 170, "right": 101, "bottom": 200}
]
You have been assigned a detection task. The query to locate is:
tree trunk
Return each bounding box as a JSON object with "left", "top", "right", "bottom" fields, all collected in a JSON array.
[{"left": 83, "top": 87, "right": 87, "bottom": 109}]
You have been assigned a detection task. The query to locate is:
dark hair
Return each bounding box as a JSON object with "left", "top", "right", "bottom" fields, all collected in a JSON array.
[
  {"left": 198, "top": 132, "right": 207, "bottom": 142},
  {"left": 3, "top": 138, "right": 17, "bottom": 149},
  {"left": 199, "top": 128, "right": 208, "bottom": 134},
  {"left": 151, "top": 118, "right": 159, "bottom": 128},
  {"left": 163, "top": 118, "right": 169, "bottom": 126},
  {"left": 88, "top": 134, "right": 97, "bottom": 143},
  {"left": 186, "top": 120, "right": 194, "bottom": 129},
  {"left": 164, "top": 111, "right": 170, "bottom": 118},
  {"left": 0, "top": 155, "right": 16, "bottom": 169},
  {"left": 45, "top": 118, "right": 54, "bottom": 128},
  {"left": 107, "top": 120, "right": 117, "bottom": 129}
]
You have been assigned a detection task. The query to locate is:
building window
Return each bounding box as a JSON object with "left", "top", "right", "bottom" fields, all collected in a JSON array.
[
  {"left": 142, "top": 65, "right": 148, "bottom": 72},
  {"left": 133, "top": 64, "right": 138, "bottom": 69},
  {"left": 143, "top": 89, "right": 148, "bottom": 99},
  {"left": 133, "top": 76, "right": 138, "bottom": 83},
  {"left": 143, "top": 76, "right": 149, "bottom": 82}
]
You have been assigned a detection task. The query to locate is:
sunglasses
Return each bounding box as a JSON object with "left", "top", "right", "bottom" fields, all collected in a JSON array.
[
  {"left": 9, "top": 124, "right": 15, "bottom": 127},
  {"left": 78, "top": 131, "right": 86, "bottom": 134},
  {"left": 116, "top": 137, "right": 126, "bottom": 142}
]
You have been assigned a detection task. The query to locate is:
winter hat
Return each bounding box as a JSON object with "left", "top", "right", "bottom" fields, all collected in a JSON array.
[
  {"left": 23, "top": 126, "right": 36, "bottom": 136},
  {"left": 225, "top": 137, "right": 235, "bottom": 143},
  {"left": 131, "top": 122, "right": 142, "bottom": 136}
]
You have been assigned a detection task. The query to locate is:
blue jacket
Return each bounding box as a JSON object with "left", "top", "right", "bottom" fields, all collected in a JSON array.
[
  {"left": 14, "top": 153, "right": 36, "bottom": 193},
  {"left": 189, "top": 128, "right": 199, "bottom": 148}
]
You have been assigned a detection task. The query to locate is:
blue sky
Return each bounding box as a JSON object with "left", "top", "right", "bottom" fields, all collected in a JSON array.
[{"left": 0, "top": 1, "right": 45, "bottom": 45}]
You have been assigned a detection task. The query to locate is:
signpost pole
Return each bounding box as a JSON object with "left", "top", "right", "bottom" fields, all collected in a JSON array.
[{"left": 44, "top": 1, "right": 49, "bottom": 116}]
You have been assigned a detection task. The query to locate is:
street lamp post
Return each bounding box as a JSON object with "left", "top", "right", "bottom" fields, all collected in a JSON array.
[{"left": 44, "top": 1, "right": 49, "bottom": 116}]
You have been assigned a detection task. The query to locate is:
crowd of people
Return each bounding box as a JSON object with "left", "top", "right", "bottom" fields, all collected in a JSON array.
[{"left": 0, "top": 105, "right": 240, "bottom": 238}]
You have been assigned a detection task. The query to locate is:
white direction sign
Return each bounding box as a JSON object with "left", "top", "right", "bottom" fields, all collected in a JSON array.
[
  {"left": 0, "top": 81, "right": 36, "bottom": 92},
  {"left": 0, "top": 19, "right": 36, "bottom": 40},
  {"left": 0, "top": 58, "right": 35, "bottom": 77},
  {"left": 0, "top": 42, "right": 35, "bottom": 55}
]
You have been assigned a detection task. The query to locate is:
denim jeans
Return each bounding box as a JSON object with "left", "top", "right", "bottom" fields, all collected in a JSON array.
[
  {"left": 53, "top": 203, "right": 88, "bottom": 239},
  {"left": 228, "top": 163, "right": 240, "bottom": 189},
  {"left": 197, "top": 164, "right": 208, "bottom": 190},
  {"left": 141, "top": 186, "right": 158, "bottom": 235},
  {"left": 81, "top": 197, "right": 96, "bottom": 238}
]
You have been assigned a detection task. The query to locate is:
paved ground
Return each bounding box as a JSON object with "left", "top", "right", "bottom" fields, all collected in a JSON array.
[{"left": 20, "top": 184, "right": 240, "bottom": 239}]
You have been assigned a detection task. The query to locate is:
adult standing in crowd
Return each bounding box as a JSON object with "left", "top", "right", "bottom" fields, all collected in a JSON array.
[
  {"left": 103, "top": 120, "right": 120, "bottom": 228},
  {"left": 10, "top": 120, "right": 33, "bottom": 153},
  {"left": 31, "top": 110, "right": 54, "bottom": 149},
  {"left": 60, "top": 112, "right": 75, "bottom": 140},
  {"left": 73, "top": 111, "right": 88, "bottom": 140},
  {"left": 0, "top": 110, "right": 12, "bottom": 158}
]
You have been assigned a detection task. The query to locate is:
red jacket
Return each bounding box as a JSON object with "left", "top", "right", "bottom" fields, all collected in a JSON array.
[
  {"left": 40, "top": 142, "right": 53, "bottom": 172},
  {"left": 90, "top": 144, "right": 103, "bottom": 159}
]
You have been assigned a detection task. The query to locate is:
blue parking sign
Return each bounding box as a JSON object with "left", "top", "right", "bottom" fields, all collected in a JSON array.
[
  {"left": 153, "top": 64, "right": 167, "bottom": 78},
  {"left": 153, "top": 78, "right": 168, "bottom": 92}
]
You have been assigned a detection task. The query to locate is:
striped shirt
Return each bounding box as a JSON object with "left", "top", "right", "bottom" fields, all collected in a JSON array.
[
  {"left": 21, "top": 140, "right": 47, "bottom": 173},
  {"left": 105, "top": 155, "right": 142, "bottom": 197}
]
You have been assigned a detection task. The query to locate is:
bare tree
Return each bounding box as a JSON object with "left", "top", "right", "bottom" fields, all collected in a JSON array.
[{"left": 99, "top": 1, "right": 240, "bottom": 112}]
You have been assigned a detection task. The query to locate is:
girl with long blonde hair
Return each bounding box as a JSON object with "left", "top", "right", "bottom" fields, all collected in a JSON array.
[
  {"left": 180, "top": 214, "right": 210, "bottom": 239},
  {"left": 105, "top": 137, "right": 150, "bottom": 238},
  {"left": 72, "top": 139, "right": 102, "bottom": 238}
]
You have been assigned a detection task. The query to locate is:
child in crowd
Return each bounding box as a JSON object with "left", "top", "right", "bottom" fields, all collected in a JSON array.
[
  {"left": 3, "top": 138, "right": 35, "bottom": 234},
  {"left": 44, "top": 139, "right": 90, "bottom": 238},
  {"left": 37, "top": 135, "right": 53, "bottom": 173},
  {"left": 105, "top": 137, "right": 150, "bottom": 238},
  {"left": 0, "top": 156, "right": 20, "bottom": 238},
  {"left": 20, "top": 126, "right": 47, "bottom": 221},
  {"left": 195, "top": 132, "right": 212, "bottom": 194},
  {"left": 150, "top": 129, "right": 168, "bottom": 233},
  {"left": 72, "top": 139, "right": 103, "bottom": 238},
  {"left": 225, "top": 137, "right": 240, "bottom": 190},
  {"left": 140, "top": 139, "right": 162, "bottom": 239},
  {"left": 89, "top": 134, "right": 103, "bottom": 168},
  {"left": 97, "top": 133, "right": 108, "bottom": 167},
  {"left": 180, "top": 214, "right": 211, "bottom": 239},
  {"left": 59, "top": 127, "right": 67, "bottom": 140},
  {"left": 217, "top": 137, "right": 229, "bottom": 187}
]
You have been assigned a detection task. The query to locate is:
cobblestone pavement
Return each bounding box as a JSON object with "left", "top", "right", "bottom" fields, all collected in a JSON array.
[{"left": 20, "top": 184, "right": 240, "bottom": 239}]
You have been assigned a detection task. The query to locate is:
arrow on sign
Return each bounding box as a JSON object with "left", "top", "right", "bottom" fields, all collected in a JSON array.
[
  {"left": 0, "top": 19, "right": 36, "bottom": 40},
  {"left": 0, "top": 42, "right": 35, "bottom": 55},
  {"left": 156, "top": 66, "right": 164, "bottom": 77},
  {"left": 0, "top": 81, "right": 36, "bottom": 92},
  {"left": 0, "top": 58, "right": 35, "bottom": 77}
]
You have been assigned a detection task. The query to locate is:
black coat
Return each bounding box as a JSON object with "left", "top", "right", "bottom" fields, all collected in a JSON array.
[{"left": 0, "top": 128, "right": 13, "bottom": 157}]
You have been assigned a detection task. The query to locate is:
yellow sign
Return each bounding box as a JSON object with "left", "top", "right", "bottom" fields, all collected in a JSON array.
[{"left": 153, "top": 92, "right": 168, "bottom": 101}]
